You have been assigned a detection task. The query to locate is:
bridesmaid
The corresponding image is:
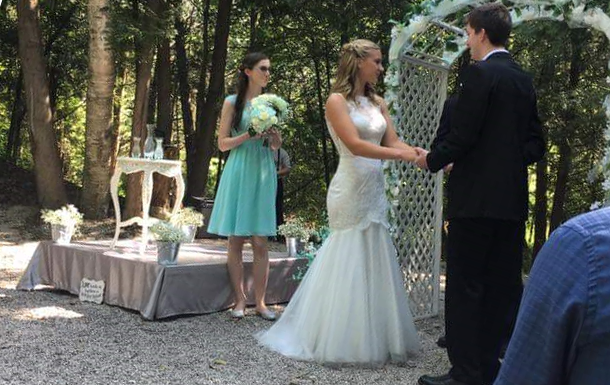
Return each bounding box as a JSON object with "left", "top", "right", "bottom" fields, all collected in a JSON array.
[{"left": 207, "top": 52, "right": 281, "bottom": 320}]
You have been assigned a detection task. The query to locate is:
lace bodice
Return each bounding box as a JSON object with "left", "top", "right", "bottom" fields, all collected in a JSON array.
[
  {"left": 328, "top": 96, "right": 388, "bottom": 156},
  {"left": 325, "top": 95, "right": 390, "bottom": 231}
]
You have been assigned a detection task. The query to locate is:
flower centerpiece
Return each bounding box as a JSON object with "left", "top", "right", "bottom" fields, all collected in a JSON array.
[
  {"left": 248, "top": 93, "right": 290, "bottom": 137},
  {"left": 169, "top": 207, "right": 205, "bottom": 243},
  {"left": 40, "top": 204, "right": 84, "bottom": 244},
  {"left": 277, "top": 217, "right": 311, "bottom": 257},
  {"left": 149, "top": 221, "right": 188, "bottom": 265},
  {"left": 292, "top": 224, "right": 330, "bottom": 281}
]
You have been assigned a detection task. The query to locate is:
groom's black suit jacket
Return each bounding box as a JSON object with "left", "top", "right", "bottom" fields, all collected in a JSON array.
[{"left": 427, "top": 52, "right": 545, "bottom": 222}]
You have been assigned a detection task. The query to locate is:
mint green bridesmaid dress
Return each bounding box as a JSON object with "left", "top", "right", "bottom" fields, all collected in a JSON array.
[{"left": 207, "top": 95, "right": 278, "bottom": 236}]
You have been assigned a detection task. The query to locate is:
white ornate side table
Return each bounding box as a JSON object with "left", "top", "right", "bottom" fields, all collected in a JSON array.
[{"left": 110, "top": 157, "right": 185, "bottom": 254}]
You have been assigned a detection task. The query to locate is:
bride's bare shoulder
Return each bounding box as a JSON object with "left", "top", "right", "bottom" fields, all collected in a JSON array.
[{"left": 326, "top": 93, "right": 349, "bottom": 111}]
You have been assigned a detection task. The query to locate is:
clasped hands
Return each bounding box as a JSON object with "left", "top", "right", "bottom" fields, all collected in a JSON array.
[
  {"left": 408, "top": 147, "right": 453, "bottom": 173},
  {"left": 413, "top": 147, "right": 429, "bottom": 170}
]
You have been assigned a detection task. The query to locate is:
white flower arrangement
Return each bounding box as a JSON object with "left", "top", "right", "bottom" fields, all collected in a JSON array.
[
  {"left": 248, "top": 94, "right": 290, "bottom": 136},
  {"left": 40, "top": 204, "right": 83, "bottom": 227},
  {"left": 169, "top": 207, "right": 204, "bottom": 227},
  {"left": 150, "top": 221, "right": 188, "bottom": 243},
  {"left": 277, "top": 217, "right": 311, "bottom": 240},
  {"left": 383, "top": 160, "right": 402, "bottom": 234}
]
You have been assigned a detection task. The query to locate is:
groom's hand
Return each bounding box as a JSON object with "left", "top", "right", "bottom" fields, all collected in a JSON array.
[{"left": 414, "top": 147, "right": 429, "bottom": 170}]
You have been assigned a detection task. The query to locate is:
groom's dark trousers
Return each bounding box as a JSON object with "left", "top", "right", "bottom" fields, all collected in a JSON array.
[{"left": 427, "top": 52, "right": 545, "bottom": 385}]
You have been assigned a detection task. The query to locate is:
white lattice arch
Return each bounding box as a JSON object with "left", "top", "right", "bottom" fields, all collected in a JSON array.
[{"left": 386, "top": 0, "right": 610, "bottom": 319}]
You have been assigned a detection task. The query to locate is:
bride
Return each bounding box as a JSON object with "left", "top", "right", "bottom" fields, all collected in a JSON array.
[{"left": 257, "top": 39, "right": 421, "bottom": 365}]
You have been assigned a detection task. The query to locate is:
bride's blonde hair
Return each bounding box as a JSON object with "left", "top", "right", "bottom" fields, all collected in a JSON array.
[{"left": 330, "top": 39, "right": 381, "bottom": 105}]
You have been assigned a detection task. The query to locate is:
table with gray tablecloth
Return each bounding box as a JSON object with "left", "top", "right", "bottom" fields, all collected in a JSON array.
[{"left": 17, "top": 240, "right": 305, "bottom": 320}]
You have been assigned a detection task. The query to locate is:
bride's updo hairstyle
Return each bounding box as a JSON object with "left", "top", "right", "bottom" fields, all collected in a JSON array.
[{"left": 330, "top": 39, "right": 381, "bottom": 106}]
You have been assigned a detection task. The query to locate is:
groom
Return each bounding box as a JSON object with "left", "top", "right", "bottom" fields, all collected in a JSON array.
[{"left": 415, "top": 3, "right": 545, "bottom": 385}]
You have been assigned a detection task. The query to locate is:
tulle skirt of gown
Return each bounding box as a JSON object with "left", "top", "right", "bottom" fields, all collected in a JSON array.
[{"left": 256, "top": 221, "right": 421, "bottom": 365}]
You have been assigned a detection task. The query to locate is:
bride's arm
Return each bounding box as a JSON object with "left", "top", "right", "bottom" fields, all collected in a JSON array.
[
  {"left": 326, "top": 93, "right": 411, "bottom": 161},
  {"left": 378, "top": 98, "right": 418, "bottom": 162}
]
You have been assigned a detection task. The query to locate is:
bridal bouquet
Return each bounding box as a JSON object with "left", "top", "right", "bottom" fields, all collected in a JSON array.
[{"left": 248, "top": 94, "right": 290, "bottom": 137}]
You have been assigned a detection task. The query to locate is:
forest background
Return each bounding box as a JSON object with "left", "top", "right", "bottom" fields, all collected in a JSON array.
[{"left": 1, "top": 0, "right": 609, "bottom": 268}]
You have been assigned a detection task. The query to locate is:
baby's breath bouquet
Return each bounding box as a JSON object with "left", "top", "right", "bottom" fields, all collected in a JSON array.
[
  {"left": 277, "top": 217, "right": 311, "bottom": 240},
  {"left": 150, "top": 221, "right": 188, "bottom": 243},
  {"left": 169, "top": 207, "right": 204, "bottom": 227},
  {"left": 40, "top": 204, "right": 83, "bottom": 227},
  {"left": 248, "top": 93, "right": 290, "bottom": 137}
]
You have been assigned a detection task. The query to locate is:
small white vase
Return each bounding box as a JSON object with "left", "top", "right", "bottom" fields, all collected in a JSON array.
[
  {"left": 51, "top": 224, "right": 74, "bottom": 245},
  {"left": 157, "top": 241, "right": 180, "bottom": 265}
]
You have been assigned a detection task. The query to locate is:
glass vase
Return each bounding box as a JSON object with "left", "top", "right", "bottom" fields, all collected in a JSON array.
[
  {"left": 131, "top": 137, "right": 141, "bottom": 158},
  {"left": 143, "top": 124, "right": 155, "bottom": 159},
  {"left": 157, "top": 241, "right": 180, "bottom": 265},
  {"left": 153, "top": 138, "right": 164, "bottom": 160},
  {"left": 51, "top": 224, "right": 74, "bottom": 245}
]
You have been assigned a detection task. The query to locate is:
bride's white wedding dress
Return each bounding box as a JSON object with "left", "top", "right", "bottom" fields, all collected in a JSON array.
[{"left": 256, "top": 95, "right": 420, "bottom": 365}]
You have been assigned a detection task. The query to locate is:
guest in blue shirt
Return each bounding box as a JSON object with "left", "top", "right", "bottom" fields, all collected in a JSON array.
[{"left": 494, "top": 207, "right": 610, "bottom": 385}]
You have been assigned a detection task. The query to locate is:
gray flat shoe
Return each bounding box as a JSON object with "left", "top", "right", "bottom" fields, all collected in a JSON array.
[
  {"left": 256, "top": 309, "right": 276, "bottom": 321},
  {"left": 230, "top": 309, "right": 245, "bottom": 319}
]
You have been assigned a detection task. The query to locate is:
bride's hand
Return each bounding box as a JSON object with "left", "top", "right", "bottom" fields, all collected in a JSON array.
[
  {"left": 397, "top": 149, "right": 415, "bottom": 163},
  {"left": 413, "top": 147, "right": 429, "bottom": 170}
]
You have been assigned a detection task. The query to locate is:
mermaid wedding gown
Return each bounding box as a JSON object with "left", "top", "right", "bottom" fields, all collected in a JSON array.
[{"left": 256, "top": 95, "right": 420, "bottom": 365}]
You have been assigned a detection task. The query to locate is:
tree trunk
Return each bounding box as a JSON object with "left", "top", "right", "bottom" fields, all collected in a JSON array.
[
  {"left": 532, "top": 157, "right": 548, "bottom": 260},
  {"left": 7, "top": 70, "right": 26, "bottom": 161},
  {"left": 110, "top": 65, "right": 127, "bottom": 176},
  {"left": 81, "top": 0, "right": 116, "bottom": 219},
  {"left": 339, "top": 0, "right": 350, "bottom": 45},
  {"left": 175, "top": 15, "right": 194, "bottom": 157},
  {"left": 549, "top": 140, "right": 571, "bottom": 232},
  {"left": 188, "top": 0, "right": 210, "bottom": 184},
  {"left": 324, "top": 47, "right": 338, "bottom": 171},
  {"left": 311, "top": 38, "right": 330, "bottom": 187},
  {"left": 249, "top": 6, "right": 258, "bottom": 49},
  {"left": 124, "top": 0, "right": 162, "bottom": 218},
  {"left": 16, "top": 0, "right": 67, "bottom": 208},
  {"left": 186, "top": 0, "right": 233, "bottom": 204},
  {"left": 156, "top": 39, "right": 172, "bottom": 140},
  {"left": 151, "top": 33, "right": 173, "bottom": 213},
  {"left": 548, "top": 30, "right": 585, "bottom": 232}
]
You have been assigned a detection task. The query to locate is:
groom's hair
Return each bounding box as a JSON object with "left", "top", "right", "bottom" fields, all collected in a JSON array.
[{"left": 466, "top": 3, "right": 512, "bottom": 47}]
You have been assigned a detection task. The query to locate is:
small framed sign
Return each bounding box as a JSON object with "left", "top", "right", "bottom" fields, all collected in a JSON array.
[{"left": 79, "top": 278, "right": 105, "bottom": 304}]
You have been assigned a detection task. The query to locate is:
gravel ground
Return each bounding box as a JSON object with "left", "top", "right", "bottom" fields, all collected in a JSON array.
[{"left": 0, "top": 205, "right": 450, "bottom": 385}]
